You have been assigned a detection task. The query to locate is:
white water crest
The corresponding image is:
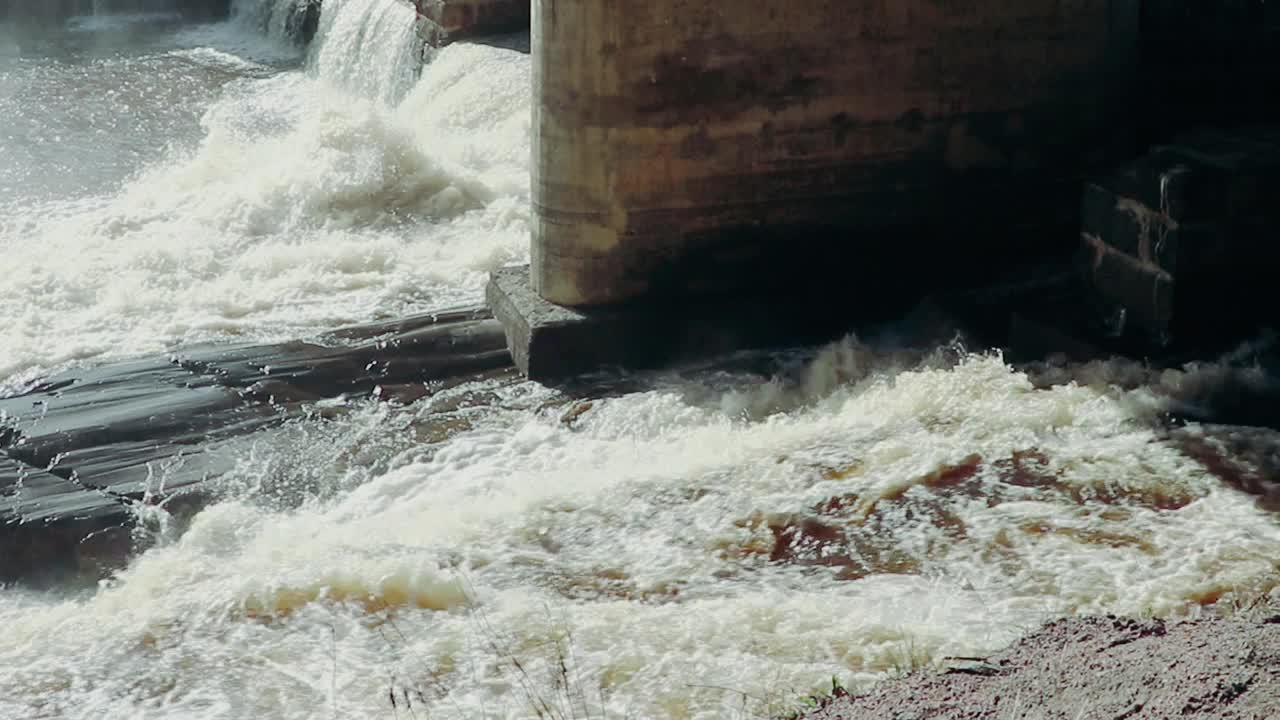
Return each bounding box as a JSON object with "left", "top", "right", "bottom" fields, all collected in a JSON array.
[
  {"left": 0, "top": 14, "right": 530, "bottom": 385},
  {"left": 2, "top": 343, "right": 1279, "bottom": 719}
]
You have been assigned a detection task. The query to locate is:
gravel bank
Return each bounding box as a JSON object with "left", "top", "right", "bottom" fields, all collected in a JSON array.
[{"left": 806, "top": 602, "right": 1280, "bottom": 720}]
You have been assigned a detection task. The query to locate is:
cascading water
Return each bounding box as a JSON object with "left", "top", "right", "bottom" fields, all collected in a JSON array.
[
  {"left": 231, "top": 0, "right": 318, "bottom": 43},
  {"left": 309, "top": 0, "right": 423, "bottom": 104},
  {"left": 1, "top": 3, "right": 1278, "bottom": 720},
  {"left": 0, "top": 0, "right": 528, "bottom": 386}
]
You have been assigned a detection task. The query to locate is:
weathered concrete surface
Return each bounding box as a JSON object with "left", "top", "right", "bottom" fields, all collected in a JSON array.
[
  {"left": 531, "top": 0, "right": 1140, "bottom": 307},
  {"left": 414, "top": 0, "right": 529, "bottom": 46},
  {"left": 487, "top": 265, "right": 882, "bottom": 381},
  {"left": 0, "top": 307, "right": 512, "bottom": 586}
]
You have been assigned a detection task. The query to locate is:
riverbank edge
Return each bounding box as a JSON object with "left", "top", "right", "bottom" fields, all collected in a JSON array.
[{"left": 800, "top": 597, "right": 1280, "bottom": 720}]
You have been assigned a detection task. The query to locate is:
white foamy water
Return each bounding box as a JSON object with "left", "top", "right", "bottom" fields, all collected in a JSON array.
[
  {"left": 0, "top": 3, "right": 530, "bottom": 386},
  {"left": 2, "top": 343, "right": 1279, "bottom": 719}
]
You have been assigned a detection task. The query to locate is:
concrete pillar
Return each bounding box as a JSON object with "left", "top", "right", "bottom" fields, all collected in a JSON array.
[{"left": 531, "top": 0, "right": 1139, "bottom": 307}]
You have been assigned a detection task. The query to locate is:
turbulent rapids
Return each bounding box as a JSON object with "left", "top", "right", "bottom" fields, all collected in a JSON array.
[{"left": 1, "top": 3, "right": 1278, "bottom": 720}]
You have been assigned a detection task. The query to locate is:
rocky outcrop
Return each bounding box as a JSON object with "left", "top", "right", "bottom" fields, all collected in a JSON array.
[
  {"left": 232, "top": 0, "right": 321, "bottom": 45},
  {"left": 0, "top": 307, "right": 512, "bottom": 587},
  {"left": 285, "top": 0, "right": 321, "bottom": 44}
]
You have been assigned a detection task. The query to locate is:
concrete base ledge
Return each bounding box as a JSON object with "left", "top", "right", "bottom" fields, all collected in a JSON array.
[{"left": 486, "top": 266, "right": 869, "bottom": 381}]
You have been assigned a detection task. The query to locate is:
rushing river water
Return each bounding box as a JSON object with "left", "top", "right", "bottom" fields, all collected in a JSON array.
[{"left": 2, "top": 3, "right": 1279, "bottom": 719}]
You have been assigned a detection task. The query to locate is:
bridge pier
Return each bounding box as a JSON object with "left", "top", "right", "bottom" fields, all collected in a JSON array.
[{"left": 492, "top": 0, "right": 1141, "bottom": 379}]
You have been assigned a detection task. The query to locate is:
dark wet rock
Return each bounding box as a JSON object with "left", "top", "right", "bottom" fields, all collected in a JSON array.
[
  {"left": 0, "top": 453, "right": 133, "bottom": 586},
  {"left": 0, "top": 453, "right": 122, "bottom": 526},
  {"left": 226, "top": 0, "right": 320, "bottom": 45},
  {"left": 559, "top": 400, "right": 593, "bottom": 427},
  {"left": 0, "top": 306, "right": 511, "bottom": 586},
  {"left": 414, "top": 0, "right": 530, "bottom": 48},
  {"left": 0, "top": 357, "right": 269, "bottom": 471},
  {"left": 877, "top": 128, "right": 1280, "bottom": 385},
  {"left": 283, "top": 0, "right": 321, "bottom": 45}
]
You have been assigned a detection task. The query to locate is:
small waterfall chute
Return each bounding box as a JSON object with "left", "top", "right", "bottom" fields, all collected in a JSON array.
[
  {"left": 231, "top": 0, "right": 320, "bottom": 44},
  {"left": 308, "top": 0, "right": 423, "bottom": 105}
]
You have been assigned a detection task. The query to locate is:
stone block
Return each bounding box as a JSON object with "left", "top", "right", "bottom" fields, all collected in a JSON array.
[
  {"left": 1098, "top": 131, "right": 1280, "bottom": 224},
  {"left": 414, "top": 0, "right": 529, "bottom": 46},
  {"left": 1, "top": 453, "right": 133, "bottom": 587},
  {"left": 1079, "top": 128, "right": 1280, "bottom": 347},
  {"left": 1081, "top": 232, "right": 1176, "bottom": 341},
  {"left": 1081, "top": 182, "right": 1240, "bottom": 278}
]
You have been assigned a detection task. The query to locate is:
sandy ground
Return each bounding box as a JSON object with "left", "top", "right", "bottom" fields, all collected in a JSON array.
[{"left": 806, "top": 601, "right": 1280, "bottom": 720}]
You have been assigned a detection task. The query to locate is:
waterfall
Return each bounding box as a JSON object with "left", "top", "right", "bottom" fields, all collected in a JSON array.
[
  {"left": 232, "top": 0, "right": 423, "bottom": 99},
  {"left": 308, "top": 0, "right": 423, "bottom": 105},
  {"left": 231, "top": 0, "right": 320, "bottom": 43}
]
